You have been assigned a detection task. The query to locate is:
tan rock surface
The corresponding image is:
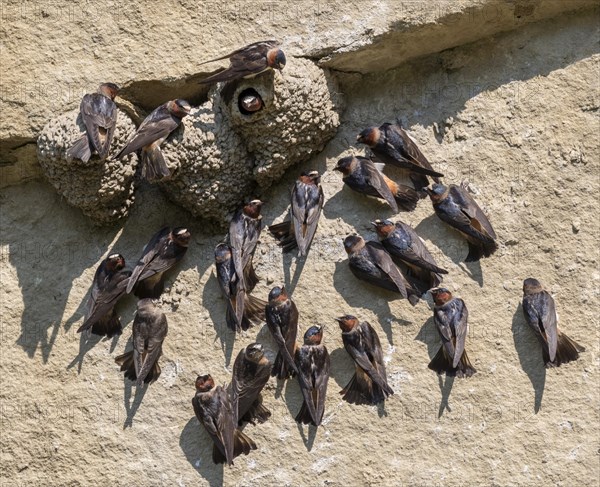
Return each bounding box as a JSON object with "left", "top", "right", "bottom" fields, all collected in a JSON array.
[{"left": 1, "top": 3, "right": 599, "bottom": 487}]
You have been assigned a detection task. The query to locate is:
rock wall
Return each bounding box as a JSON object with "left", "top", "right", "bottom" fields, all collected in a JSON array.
[{"left": 1, "top": 2, "right": 599, "bottom": 487}]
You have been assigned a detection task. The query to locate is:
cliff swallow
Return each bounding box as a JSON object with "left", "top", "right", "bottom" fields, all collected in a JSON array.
[
  {"left": 77, "top": 253, "right": 131, "bottom": 337},
  {"left": 428, "top": 288, "right": 476, "bottom": 378},
  {"left": 230, "top": 343, "right": 272, "bottom": 425},
  {"left": 192, "top": 374, "right": 257, "bottom": 465},
  {"left": 343, "top": 235, "right": 421, "bottom": 305},
  {"left": 114, "top": 299, "right": 168, "bottom": 385},
  {"left": 240, "top": 93, "right": 263, "bottom": 113},
  {"left": 295, "top": 325, "right": 330, "bottom": 426},
  {"left": 372, "top": 219, "right": 448, "bottom": 289},
  {"left": 114, "top": 99, "right": 191, "bottom": 181},
  {"left": 67, "top": 83, "right": 120, "bottom": 163},
  {"left": 265, "top": 286, "right": 299, "bottom": 380},
  {"left": 199, "top": 40, "right": 286, "bottom": 84},
  {"left": 228, "top": 200, "right": 263, "bottom": 324},
  {"left": 269, "top": 171, "right": 324, "bottom": 256},
  {"left": 126, "top": 227, "right": 191, "bottom": 299},
  {"left": 357, "top": 121, "right": 444, "bottom": 191},
  {"left": 426, "top": 182, "right": 497, "bottom": 262},
  {"left": 214, "top": 243, "right": 266, "bottom": 332},
  {"left": 336, "top": 315, "right": 394, "bottom": 405},
  {"left": 334, "top": 156, "right": 419, "bottom": 212},
  {"left": 522, "top": 278, "right": 585, "bottom": 367}
]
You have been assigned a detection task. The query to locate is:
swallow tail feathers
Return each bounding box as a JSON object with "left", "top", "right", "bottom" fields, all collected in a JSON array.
[
  {"left": 78, "top": 309, "right": 122, "bottom": 338},
  {"left": 546, "top": 332, "right": 585, "bottom": 368},
  {"left": 428, "top": 345, "right": 476, "bottom": 378},
  {"left": 340, "top": 368, "right": 394, "bottom": 405},
  {"left": 141, "top": 145, "right": 171, "bottom": 182},
  {"left": 114, "top": 350, "right": 162, "bottom": 384},
  {"left": 66, "top": 134, "right": 92, "bottom": 163},
  {"left": 268, "top": 221, "right": 298, "bottom": 252},
  {"left": 212, "top": 429, "right": 257, "bottom": 464}
]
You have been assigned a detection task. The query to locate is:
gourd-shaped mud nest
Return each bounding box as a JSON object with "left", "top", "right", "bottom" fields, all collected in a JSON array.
[{"left": 37, "top": 108, "right": 138, "bottom": 224}]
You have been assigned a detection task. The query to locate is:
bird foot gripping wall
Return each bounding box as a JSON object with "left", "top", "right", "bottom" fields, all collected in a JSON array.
[
  {"left": 36, "top": 58, "right": 343, "bottom": 225},
  {"left": 36, "top": 109, "right": 138, "bottom": 224}
]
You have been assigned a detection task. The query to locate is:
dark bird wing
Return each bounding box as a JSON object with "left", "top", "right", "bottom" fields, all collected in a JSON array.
[
  {"left": 344, "top": 323, "right": 389, "bottom": 392},
  {"left": 291, "top": 181, "right": 324, "bottom": 255},
  {"left": 452, "top": 184, "right": 497, "bottom": 240},
  {"left": 79, "top": 267, "right": 131, "bottom": 332},
  {"left": 81, "top": 93, "right": 118, "bottom": 159},
  {"left": 199, "top": 41, "right": 277, "bottom": 83},
  {"left": 231, "top": 353, "right": 271, "bottom": 422},
  {"left": 229, "top": 215, "right": 262, "bottom": 273},
  {"left": 313, "top": 346, "right": 330, "bottom": 425},
  {"left": 389, "top": 223, "right": 448, "bottom": 274},
  {"left": 126, "top": 227, "right": 173, "bottom": 293},
  {"left": 365, "top": 241, "right": 409, "bottom": 298},
  {"left": 136, "top": 314, "right": 168, "bottom": 385},
  {"left": 114, "top": 105, "right": 179, "bottom": 159},
  {"left": 265, "top": 300, "right": 299, "bottom": 375},
  {"left": 434, "top": 298, "right": 468, "bottom": 368},
  {"left": 382, "top": 123, "right": 444, "bottom": 178},
  {"left": 523, "top": 291, "right": 558, "bottom": 361},
  {"left": 359, "top": 159, "right": 399, "bottom": 212}
]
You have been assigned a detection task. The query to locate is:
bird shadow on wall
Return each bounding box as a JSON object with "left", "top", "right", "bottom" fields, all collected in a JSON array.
[
  {"left": 332, "top": 261, "right": 410, "bottom": 347},
  {"left": 0, "top": 182, "right": 122, "bottom": 365},
  {"left": 416, "top": 316, "right": 455, "bottom": 417},
  {"left": 322, "top": 185, "right": 398, "bottom": 228},
  {"left": 202, "top": 272, "right": 237, "bottom": 368},
  {"left": 180, "top": 417, "right": 224, "bottom": 487},
  {"left": 511, "top": 303, "right": 546, "bottom": 413},
  {"left": 414, "top": 214, "right": 483, "bottom": 287}
]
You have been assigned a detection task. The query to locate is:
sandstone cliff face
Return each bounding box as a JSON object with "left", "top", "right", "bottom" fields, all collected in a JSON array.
[{"left": 1, "top": 2, "right": 599, "bottom": 486}]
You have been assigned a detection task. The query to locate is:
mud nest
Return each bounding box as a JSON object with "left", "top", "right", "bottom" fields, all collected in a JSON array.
[
  {"left": 160, "top": 58, "right": 343, "bottom": 224},
  {"left": 37, "top": 108, "right": 138, "bottom": 224}
]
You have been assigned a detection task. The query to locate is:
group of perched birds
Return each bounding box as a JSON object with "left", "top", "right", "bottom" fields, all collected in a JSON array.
[{"left": 68, "top": 39, "right": 585, "bottom": 466}]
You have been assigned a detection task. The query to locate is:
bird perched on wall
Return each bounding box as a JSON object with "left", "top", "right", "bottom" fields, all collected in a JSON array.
[
  {"left": 77, "top": 253, "right": 131, "bottom": 337},
  {"left": 295, "top": 325, "right": 330, "bottom": 426},
  {"left": 336, "top": 315, "right": 394, "bottom": 405},
  {"left": 228, "top": 200, "right": 263, "bottom": 326},
  {"left": 426, "top": 182, "right": 497, "bottom": 262},
  {"left": 269, "top": 171, "right": 324, "bottom": 256},
  {"left": 372, "top": 219, "right": 447, "bottom": 290},
  {"left": 114, "top": 299, "right": 168, "bottom": 385},
  {"left": 67, "top": 82, "right": 120, "bottom": 163},
  {"left": 521, "top": 278, "right": 585, "bottom": 367},
  {"left": 334, "top": 156, "right": 419, "bottom": 212},
  {"left": 214, "top": 243, "right": 266, "bottom": 332},
  {"left": 126, "top": 227, "right": 191, "bottom": 299},
  {"left": 113, "top": 99, "right": 191, "bottom": 181},
  {"left": 230, "top": 343, "right": 272, "bottom": 426},
  {"left": 428, "top": 288, "right": 476, "bottom": 378},
  {"left": 199, "top": 40, "right": 286, "bottom": 84},
  {"left": 265, "top": 286, "right": 299, "bottom": 380},
  {"left": 357, "top": 120, "right": 444, "bottom": 192},
  {"left": 343, "top": 235, "right": 421, "bottom": 305},
  {"left": 192, "top": 374, "right": 257, "bottom": 465}
]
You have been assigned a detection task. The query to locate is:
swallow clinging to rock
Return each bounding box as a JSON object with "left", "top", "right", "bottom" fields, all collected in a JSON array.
[
  {"left": 214, "top": 243, "right": 266, "bottom": 332},
  {"left": 336, "top": 315, "right": 394, "bottom": 405},
  {"left": 77, "top": 253, "right": 131, "bottom": 338},
  {"left": 230, "top": 343, "right": 272, "bottom": 426},
  {"left": 357, "top": 120, "right": 444, "bottom": 192},
  {"left": 343, "top": 235, "right": 421, "bottom": 306},
  {"left": 334, "top": 156, "right": 419, "bottom": 212},
  {"left": 295, "top": 325, "right": 330, "bottom": 427},
  {"left": 269, "top": 171, "right": 324, "bottom": 257},
  {"left": 265, "top": 286, "right": 299, "bottom": 380},
  {"left": 228, "top": 200, "right": 264, "bottom": 325},
  {"left": 126, "top": 227, "right": 191, "bottom": 299},
  {"left": 372, "top": 219, "right": 447, "bottom": 289},
  {"left": 115, "top": 299, "right": 168, "bottom": 385},
  {"left": 199, "top": 40, "right": 286, "bottom": 84},
  {"left": 67, "top": 82, "right": 120, "bottom": 163},
  {"left": 522, "top": 278, "right": 585, "bottom": 368},
  {"left": 426, "top": 182, "right": 497, "bottom": 262},
  {"left": 192, "top": 374, "right": 257, "bottom": 466},
  {"left": 114, "top": 99, "right": 191, "bottom": 182},
  {"left": 428, "top": 288, "right": 476, "bottom": 378}
]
